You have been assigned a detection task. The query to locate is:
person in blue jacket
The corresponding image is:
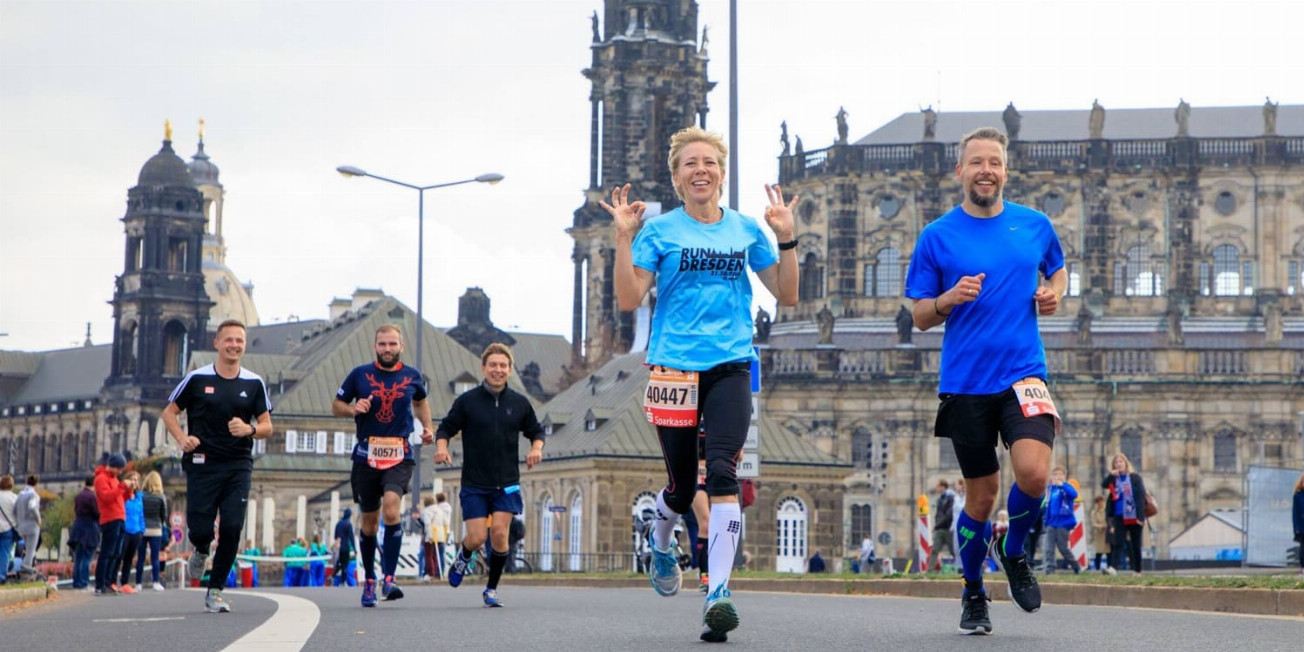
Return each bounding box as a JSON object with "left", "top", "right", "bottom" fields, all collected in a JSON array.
[
  {"left": 1042, "top": 466, "right": 1081, "bottom": 574},
  {"left": 1292, "top": 472, "right": 1304, "bottom": 574}
]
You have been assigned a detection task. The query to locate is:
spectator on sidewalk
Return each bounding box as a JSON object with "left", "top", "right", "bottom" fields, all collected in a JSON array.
[
  {"left": 139, "top": 472, "right": 168, "bottom": 591},
  {"left": 333, "top": 508, "right": 355, "bottom": 587},
  {"left": 118, "top": 471, "right": 145, "bottom": 592},
  {"left": 858, "top": 535, "right": 876, "bottom": 574},
  {"left": 284, "top": 537, "right": 308, "bottom": 587},
  {"left": 926, "top": 479, "right": 956, "bottom": 571},
  {"left": 1102, "top": 452, "right": 1148, "bottom": 575},
  {"left": 68, "top": 476, "right": 100, "bottom": 590},
  {"left": 14, "top": 475, "right": 43, "bottom": 577},
  {"left": 1042, "top": 466, "right": 1081, "bottom": 574},
  {"left": 0, "top": 475, "right": 19, "bottom": 583},
  {"left": 95, "top": 455, "right": 135, "bottom": 595},
  {"left": 1089, "top": 494, "right": 1111, "bottom": 573},
  {"left": 808, "top": 550, "right": 827, "bottom": 573},
  {"left": 1292, "top": 472, "right": 1304, "bottom": 575}
]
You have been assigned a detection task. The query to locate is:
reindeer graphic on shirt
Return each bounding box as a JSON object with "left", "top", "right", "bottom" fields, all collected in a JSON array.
[{"left": 364, "top": 373, "right": 414, "bottom": 424}]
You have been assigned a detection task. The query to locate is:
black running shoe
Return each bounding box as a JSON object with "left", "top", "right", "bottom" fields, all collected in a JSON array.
[
  {"left": 958, "top": 591, "right": 992, "bottom": 635},
  {"left": 992, "top": 534, "right": 1041, "bottom": 613}
]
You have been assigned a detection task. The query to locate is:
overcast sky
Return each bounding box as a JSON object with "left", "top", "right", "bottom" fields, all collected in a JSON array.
[{"left": 1, "top": 0, "right": 1299, "bottom": 352}]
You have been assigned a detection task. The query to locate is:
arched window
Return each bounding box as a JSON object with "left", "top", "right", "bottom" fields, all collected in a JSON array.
[
  {"left": 1120, "top": 429, "right": 1143, "bottom": 470},
  {"left": 850, "top": 503, "right": 874, "bottom": 548},
  {"left": 63, "top": 432, "right": 77, "bottom": 471},
  {"left": 539, "top": 494, "right": 555, "bottom": 572},
  {"left": 121, "top": 321, "right": 138, "bottom": 375},
  {"left": 568, "top": 492, "right": 584, "bottom": 571},
  {"left": 1117, "top": 243, "right": 1163, "bottom": 297},
  {"left": 30, "top": 435, "right": 45, "bottom": 473},
  {"left": 851, "top": 427, "right": 871, "bottom": 469},
  {"left": 81, "top": 431, "right": 94, "bottom": 470},
  {"left": 1212, "top": 244, "right": 1241, "bottom": 296},
  {"left": 799, "top": 253, "right": 824, "bottom": 300},
  {"left": 163, "top": 321, "right": 188, "bottom": 377},
  {"left": 1213, "top": 429, "right": 1237, "bottom": 473},
  {"left": 863, "top": 247, "right": 902, "bottom": 297},
  {"left": 775, "top": 496, "right": 808, "bottom": 573}
]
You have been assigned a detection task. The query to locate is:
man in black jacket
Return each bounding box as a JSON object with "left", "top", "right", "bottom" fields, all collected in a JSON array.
[
  {"left": 434, "top": 343, "right": 544, "bottom": 607},
  {"left": 926, "top": 480, "right": 956, "bottom": 571}
]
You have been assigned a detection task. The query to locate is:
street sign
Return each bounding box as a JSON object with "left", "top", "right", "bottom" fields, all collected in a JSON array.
[
  {"left": 170, "top": 511, "right": 184, "bottom": 528},
  {"left": 744, "top": 425, "right": 759, "bottom": 451},
  {"left": 737, "top": 452, "right": 760, "bottom": 478}
]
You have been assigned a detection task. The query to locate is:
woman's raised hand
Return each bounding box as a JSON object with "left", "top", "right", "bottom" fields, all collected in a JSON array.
[
  {"left": 763, "top": 183, "right": 799, "bottom": 242},
  {"left": 599, "top": 183, "right": 647, "bottom": 238}
]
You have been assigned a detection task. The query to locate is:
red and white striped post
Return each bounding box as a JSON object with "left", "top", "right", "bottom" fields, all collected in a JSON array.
[{"left": 917, "top": 494, "right": 932, "bottom": 573}]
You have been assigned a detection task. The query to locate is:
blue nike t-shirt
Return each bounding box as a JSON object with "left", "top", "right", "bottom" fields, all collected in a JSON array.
[
  {"left": 632, "top": 206, "right": 778, "bottom": 371},
  {"left": 904, "top": 201, "right": 1064, "bottom": 394},
  {"left": 336, "top": 362, "right": 427, "bottom": 462}
]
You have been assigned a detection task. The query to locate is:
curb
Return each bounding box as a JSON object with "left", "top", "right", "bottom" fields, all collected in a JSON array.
[
  {"left": 504, "top": 576, "right": 1304, "bottom": 618},
  {"left": 0, "top": 585, "right": 53, "bottom": 609}
]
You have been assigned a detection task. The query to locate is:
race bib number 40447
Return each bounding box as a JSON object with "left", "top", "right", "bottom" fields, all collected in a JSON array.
[
  {"left": 1012, "top": 378, "right": 1062, "bottom": 437},
  {"left": 643, "top": 366, "right": 699, "bottom": 428}
]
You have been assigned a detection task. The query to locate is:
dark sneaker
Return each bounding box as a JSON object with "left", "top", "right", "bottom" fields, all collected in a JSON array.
[
  {"left": 483, "top": 588, "right": 503, "bottom": 608},
  {"left": 204, "top": 588, "right": 231, "bottom": 613},
  {"left": 648, "top": 545, "right": 682, "bottom": 597},
  {"left": 993, "top": 534, "right": 1041, "bottom": 613},
  {"left": 958, "top": 590, "right": 992, "bottom": 635},
  {"left": 448, "top": 553, "right": 471, "bottom": 588},
  {"left": 361, "top": 579, "right": 377, "bottom": 607},
  {"left": 700, "top": 585, "right": 739, "bottom": 643},
  {"left": 381, "top": 575, "right": 404, "bottom": 601}
]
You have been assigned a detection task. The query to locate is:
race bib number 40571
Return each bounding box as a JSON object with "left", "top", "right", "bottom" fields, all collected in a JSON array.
[
  {"left": 366, "top": 436, "right": 406, "bottom": 470},
  {"left": 643, "top": 366, "right": 699, "bottom": 428}
]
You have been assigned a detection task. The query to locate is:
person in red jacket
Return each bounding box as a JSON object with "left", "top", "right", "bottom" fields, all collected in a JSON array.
[{"left": 94, "top": 454, "right": 136, "bottom": 595}]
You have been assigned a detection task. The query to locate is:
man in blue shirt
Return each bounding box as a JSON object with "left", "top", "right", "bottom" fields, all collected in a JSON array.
[
  {"left": 906, "top": 127, "right": 1067, "bottom": 635},
  {"left": 332, "top": 324, "right": 434, "bottom": 607}
]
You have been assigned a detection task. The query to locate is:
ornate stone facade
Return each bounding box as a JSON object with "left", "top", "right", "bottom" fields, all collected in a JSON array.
[{"left": 763, "top": 105, "right": 1304, "bottom": 559}]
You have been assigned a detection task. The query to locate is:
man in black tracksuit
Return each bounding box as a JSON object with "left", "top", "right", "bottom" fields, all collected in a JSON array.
[{"left": 433, "top": 343, "right": 544, "bottom": 607}]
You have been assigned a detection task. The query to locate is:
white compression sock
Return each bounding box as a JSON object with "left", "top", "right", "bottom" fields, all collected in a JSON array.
[
  {"left": 707, "top": 501, "right": 741, "bottom": 595},
  {"left": 653, "top": 490, "right": 681, "bottom": 552}
]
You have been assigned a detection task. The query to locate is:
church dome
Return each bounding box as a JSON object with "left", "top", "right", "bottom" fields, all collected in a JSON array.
[
  {"left": 203, "top": 257, "right": 260, "bottom": 327},
  {"left": 189, "top": 140, "right": 221, "bottom": 186},
  {"left": 137, "top": 140, "right": 196, "bottom": 188}
]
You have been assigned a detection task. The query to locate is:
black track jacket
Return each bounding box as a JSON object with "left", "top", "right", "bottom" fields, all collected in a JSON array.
[{"left": 435, "top": 384, "right": 544, "bottom": 489}]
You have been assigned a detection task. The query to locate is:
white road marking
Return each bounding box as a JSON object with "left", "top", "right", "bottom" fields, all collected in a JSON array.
[
  {"left": 94, "top": 617, "right": 186, "bottom": 623},
  {"left": 216, "top": 590, "right": 321, "bottom": 652}
]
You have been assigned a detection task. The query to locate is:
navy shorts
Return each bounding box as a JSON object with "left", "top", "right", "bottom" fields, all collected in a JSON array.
[
  {"left": 934, "top": 389, "right": 1055, "bottom": 479},
  {"left": 459, "top": 485, "right": 524, "bottom": 520}
]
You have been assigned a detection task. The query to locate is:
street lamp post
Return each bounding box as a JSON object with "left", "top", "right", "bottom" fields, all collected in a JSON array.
[{"left": 336, "top": 165, "right": 503, "bottom": 500}]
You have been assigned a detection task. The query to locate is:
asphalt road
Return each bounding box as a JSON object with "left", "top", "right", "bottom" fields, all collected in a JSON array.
[{"left": 2, "top": 582, "right": 1300, "bottom": 651}]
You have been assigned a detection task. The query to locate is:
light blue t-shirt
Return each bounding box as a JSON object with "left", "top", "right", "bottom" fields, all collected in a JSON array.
[
  {"left": 632, "top": 206, "right": 778, "bottom": 371},
  {"left": 904, "top": 201, "right": 1064, "bottom": 394}
]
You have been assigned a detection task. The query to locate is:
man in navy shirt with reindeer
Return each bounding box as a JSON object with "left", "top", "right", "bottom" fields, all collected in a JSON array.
[{"left": 332, "top": 323, "right": 434, "bottom": 607}]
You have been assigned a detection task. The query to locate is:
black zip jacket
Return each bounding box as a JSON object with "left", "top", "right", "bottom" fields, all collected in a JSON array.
[{"left": 435, "top": 384, "right": 544, "bottom": 489}]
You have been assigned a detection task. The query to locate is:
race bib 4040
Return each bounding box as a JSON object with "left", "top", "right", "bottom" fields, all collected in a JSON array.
[
  {"left": 1012, "top": 378, "right": 1062, "bottom": 436},
  {"left": 366, "top": 436, "right": 406, "bottom": 470},
  {"left": 643, "top": 366, "right": 699, "bottom": 428}
]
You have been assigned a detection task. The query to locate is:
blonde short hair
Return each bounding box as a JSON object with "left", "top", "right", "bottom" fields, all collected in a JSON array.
[
  {"left": 667, "top": 126, "right": 728, "bottom": 201},
  {"left": 1111, "top": 452, "right": 1135, "bottom": 474},
  {"left": 143, "top": 470, "right": 164, "bottom": 494},
  {"left": 481, "top": 342, "right": 513, "bottom": 366},
  {"left": 957, "top": 127, "right": 1008, "bottom": 165}
]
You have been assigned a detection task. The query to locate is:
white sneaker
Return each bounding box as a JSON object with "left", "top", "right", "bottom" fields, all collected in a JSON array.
[
  {"left": 205, "top": 588, "right": 231, "bottom": 613},
  {"left": 152, "top": 582, "right": 165, "bottom": 592},
  {"left": 134, "top": 584, "right": 142, "bottom": 592}
]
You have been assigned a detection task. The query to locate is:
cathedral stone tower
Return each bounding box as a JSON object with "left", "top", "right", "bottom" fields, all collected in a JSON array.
[
  {"left": 567, "top": 0, "right": 715, "bottom": 372},
  {"left": 104, "top": 122, "right": 214, "bottom": 405}
]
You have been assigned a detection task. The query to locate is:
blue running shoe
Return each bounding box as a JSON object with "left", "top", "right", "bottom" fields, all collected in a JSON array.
[
  {"left": 700, "top": 585, "right": 739, "bottom": 643},
  {"left": 448, "top": 553, "right": 470, "bottom": 588},
  {"left": 483, "top": 588, "right": 503, "bottom": 608},
  {"left": 361, "top": 579, "right": 377, "bottom": 608},
  {"left": 648, "top": 545, "right": 682, "bottom": 597},
  {"left": 381, "top": 575, "right": 404, "bottom": 601}
]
